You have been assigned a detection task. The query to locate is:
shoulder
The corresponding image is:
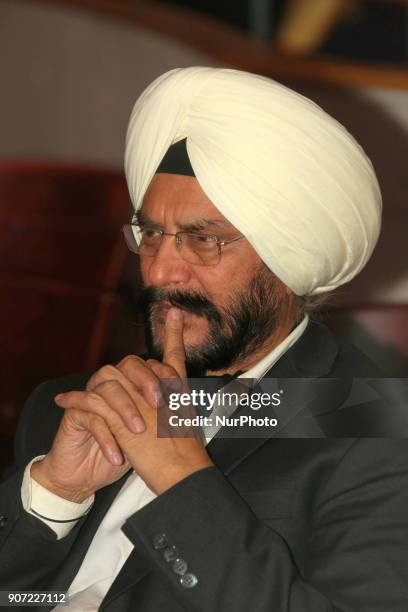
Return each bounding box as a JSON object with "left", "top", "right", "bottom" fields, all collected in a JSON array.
[
  {"left": 315, "top": 437, "right": 408, "bottom": 508},
  {"left": 14, "top": 371, "right": 94, "bottom": 467},
  {"left": 264, "top": 320, "right": 404, "bottom": 436},
  {"left": 290, "top": 318, "right": 382, "bottom": 378}
]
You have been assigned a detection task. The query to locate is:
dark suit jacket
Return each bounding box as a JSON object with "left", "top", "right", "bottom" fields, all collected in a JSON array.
[{"left": 1, "top": 320, "right": 408, "bottom": 611}]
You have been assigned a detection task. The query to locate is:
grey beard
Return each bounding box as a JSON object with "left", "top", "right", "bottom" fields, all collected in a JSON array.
[{"left": 140, "top": 267, "right": 282, "bottom": 377}]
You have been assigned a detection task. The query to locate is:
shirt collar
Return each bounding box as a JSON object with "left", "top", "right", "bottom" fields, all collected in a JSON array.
[
  {"left": 237, "top": 314, "right": 309, "bottom": 383},
  {"left": 203, "top": 315, "right": 309, "bottom": 444}
]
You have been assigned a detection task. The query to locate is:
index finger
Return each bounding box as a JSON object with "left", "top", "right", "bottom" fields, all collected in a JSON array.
[{"left": 163, "top": 307, "right": 187, "bottom": 378}]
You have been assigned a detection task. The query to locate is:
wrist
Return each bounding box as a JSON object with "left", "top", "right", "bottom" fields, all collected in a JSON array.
[
  {"left": 153, "top": 459, "right": 214, "bottom": 495},
  {"left": 30, "top": 460, "right": 93, "bottom": 504}
]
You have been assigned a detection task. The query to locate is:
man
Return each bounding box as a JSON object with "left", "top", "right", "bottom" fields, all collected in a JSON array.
[{"left": 1, "top": 67, "right": 407, "bottom": 611}]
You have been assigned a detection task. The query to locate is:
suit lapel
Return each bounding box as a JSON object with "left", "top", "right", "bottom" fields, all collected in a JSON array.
[
  {"left": 99, "top": 548, "right": 152, "bottom": 610},
  {"left": 207, "top": 320, "right": 340, "bottom": 474}
]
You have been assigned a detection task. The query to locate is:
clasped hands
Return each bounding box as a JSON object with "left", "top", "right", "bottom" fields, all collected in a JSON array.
[{"left": 31, "top": 308, "right": 213, "bottom": 503}]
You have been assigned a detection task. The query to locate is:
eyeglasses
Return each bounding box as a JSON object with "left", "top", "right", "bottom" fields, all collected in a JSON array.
[{"left": 122, "top": 223, "right": 244, "bottom": 266}]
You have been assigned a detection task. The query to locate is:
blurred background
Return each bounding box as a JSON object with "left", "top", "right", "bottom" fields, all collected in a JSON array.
[{"left": 1, "top": 0, "right": 407, "bottom": 471}]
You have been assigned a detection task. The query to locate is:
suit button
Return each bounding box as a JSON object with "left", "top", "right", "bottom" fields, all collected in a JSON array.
[
  {"left": 0, "top": 515, "right": 7, "bottom": 530},
  {"left": 180, "top": 573, "right": 198, "bottom": 588},
  {"left": 152, "top": 533, "right": 168, "bottom": 550},
  {"left": 173, "top": 558, "right": 188, "bottom": 575},
  {"left": 163, "top": 545, "right": 179, "bottom": 563}
]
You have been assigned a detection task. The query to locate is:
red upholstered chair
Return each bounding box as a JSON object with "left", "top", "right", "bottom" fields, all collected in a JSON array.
[{"left": 0, "top": 162, "right": 131, "bottom": 469}]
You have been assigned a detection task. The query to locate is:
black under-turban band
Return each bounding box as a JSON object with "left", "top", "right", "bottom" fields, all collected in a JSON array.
[{"left": 155, "top": 138, "right": 195, "bottom": 176}]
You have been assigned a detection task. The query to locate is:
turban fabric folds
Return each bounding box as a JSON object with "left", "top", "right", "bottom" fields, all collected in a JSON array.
[{"left": 125, "top": 67, "right": 382, "bottom": 296}]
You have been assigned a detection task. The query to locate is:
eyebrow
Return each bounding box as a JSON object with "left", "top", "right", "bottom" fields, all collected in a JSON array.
[{"left": 134, "top": 211, "right": 231, "bottom": 232}]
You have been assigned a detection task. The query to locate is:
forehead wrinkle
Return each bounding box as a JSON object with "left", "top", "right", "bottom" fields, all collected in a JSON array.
[
  {"left": 135, "top": 209, "right": 232, "bottom": 232},
  {"left": 178, "top": 218, "right": 231, "bottom": 232}
]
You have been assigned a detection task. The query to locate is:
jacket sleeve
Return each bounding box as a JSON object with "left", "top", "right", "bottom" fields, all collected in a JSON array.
[
  {"left": 122, "top": 439, "right": 408, "bottom": 612},
  {"left": 0, "top": 382, "right": 87, "bottom": 591}
]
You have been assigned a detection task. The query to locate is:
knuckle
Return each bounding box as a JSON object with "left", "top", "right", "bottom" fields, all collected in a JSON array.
[
  {"left": 98, "top": 364, "right": 120, "bottom": 380},
  {"left": 118, "top": 357, "right": 146, "bottom": 382},
  {"left": 121, "top": 357, "right": 157, "bottom": 386},
  {"left": 86, "top": 379, "right": 97, "bottom": 391},
  {"left": 96, "top": 379, "right": 121, "bottom": 395},
  {"left": 87, "top": 391, "right": 105, "bottom": 408},
  {"left": 86, "top": 373, "right": 102, "bottom": 391},
  {"left": 145, "top": 359, "right": 161, "bottom": 368},
  {"left": 148, "top": 360, "right": 176, "bottom": 378},
  {"left": 118, "top": 354, "right": 144, "bottom": 370}
]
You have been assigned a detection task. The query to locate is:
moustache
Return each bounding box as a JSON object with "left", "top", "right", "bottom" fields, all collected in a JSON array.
[{"left": 138, "top": 286, "right": 222, "bottom": 325}]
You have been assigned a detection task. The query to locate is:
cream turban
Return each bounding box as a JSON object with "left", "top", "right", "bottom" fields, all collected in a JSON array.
[{"left": 125, "top": 67, "right": 382, "bottom": 296}]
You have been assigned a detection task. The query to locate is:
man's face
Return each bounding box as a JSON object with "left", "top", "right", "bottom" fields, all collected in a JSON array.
[{"left": 138, "top": 174, "right": 288, "bottom": 376}]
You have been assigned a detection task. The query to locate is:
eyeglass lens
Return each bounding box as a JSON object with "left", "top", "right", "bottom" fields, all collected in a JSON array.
[{"left": 122, "top": 225, "right": 221, "bottom": 266}]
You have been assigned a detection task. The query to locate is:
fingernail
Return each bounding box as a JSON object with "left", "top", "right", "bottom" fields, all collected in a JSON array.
[
  {"left": 168, "top": 307, "right": 182, "bottom": 321},
  {"left": 155, "top": 391, "right": 165, "bottom": 408},
  {"left": 131, "top": 416, "right": 145, "bottom": 433},
  {"left": 148, "top": 389, "right": 161, "bottom": 408},
  {"left": 111, "top": 452, "right": 123, "bottom": 466}
]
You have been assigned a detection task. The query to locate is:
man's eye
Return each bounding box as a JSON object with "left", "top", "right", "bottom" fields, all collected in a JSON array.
[
  {"left": 187, "top": 234, "right": 218, "bottom": 251},
  {"left": 193, "top": 234, "right": 216, "bottom": 243},
  {"left": 143, "top": 228, "right": 161, "bottom": 239}
]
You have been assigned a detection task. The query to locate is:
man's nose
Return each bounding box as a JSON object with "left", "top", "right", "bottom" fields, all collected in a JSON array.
[{"left": 145, "top": 235, "right": 192, "bottom": 287}]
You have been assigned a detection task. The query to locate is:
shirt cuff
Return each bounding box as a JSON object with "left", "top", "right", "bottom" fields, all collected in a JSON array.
[{"left": 21, "top": 455, "right": 94, "bottom": 540}]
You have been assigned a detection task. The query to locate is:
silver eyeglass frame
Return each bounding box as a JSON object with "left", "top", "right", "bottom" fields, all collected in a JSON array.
[{"left": 121, "top": 223, "right": 244, "bottom": 266}]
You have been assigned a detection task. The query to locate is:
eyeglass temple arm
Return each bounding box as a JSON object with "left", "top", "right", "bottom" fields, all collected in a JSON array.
[{"left": 220, "top": 236, "right": 245, "bottom": 246}]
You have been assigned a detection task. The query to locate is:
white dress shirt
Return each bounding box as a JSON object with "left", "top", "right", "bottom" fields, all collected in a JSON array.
[{"left": 21, "top": 315, "right": 308, "bottom": 611}]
